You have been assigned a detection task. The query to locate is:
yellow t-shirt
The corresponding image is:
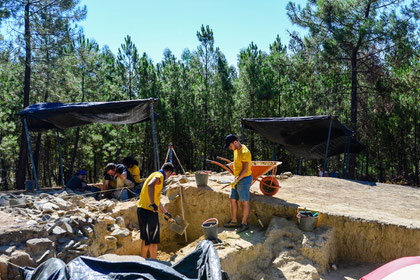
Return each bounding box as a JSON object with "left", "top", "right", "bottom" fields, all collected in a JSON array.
[
  {"left": 138, "top": 171, "right": 164, "bottom": 210},
  {"left": 233, "top": 144, "right": 252, "bottom": 177},
  {"left": 128, "top": 165, "right": 141, "bottom": 183}
]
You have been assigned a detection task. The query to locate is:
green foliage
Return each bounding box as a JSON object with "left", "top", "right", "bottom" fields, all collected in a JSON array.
[{"left": 0, "top": 1, "right": 418, "bottom": 189}]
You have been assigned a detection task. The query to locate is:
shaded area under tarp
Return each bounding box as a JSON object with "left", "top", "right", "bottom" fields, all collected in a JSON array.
[
  {"left": 17, "top": 98, "right": 158, "bottom": 131},
  {"left": 242, "top": 116, "right": 364, "bottom": 159},
  {"left": 21, "top": 240, "right": 223, "bottom": 280}
]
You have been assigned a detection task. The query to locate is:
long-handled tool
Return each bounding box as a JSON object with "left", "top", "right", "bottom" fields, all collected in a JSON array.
[{"left": 160, "top": 211, "right": 189, "bottom": 235}]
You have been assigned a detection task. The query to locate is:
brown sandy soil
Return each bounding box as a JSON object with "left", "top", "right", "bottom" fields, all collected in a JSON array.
[
  {"left": 207, "top": 173, "right": 420, "bottom": 228},
  {"left": 162, "top": 172, "right": 419, "bottom": 279}
]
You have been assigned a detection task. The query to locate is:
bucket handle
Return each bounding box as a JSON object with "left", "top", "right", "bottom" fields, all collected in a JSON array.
[{"left": 202, "top": 218, "right": 218, "bottom": 225}]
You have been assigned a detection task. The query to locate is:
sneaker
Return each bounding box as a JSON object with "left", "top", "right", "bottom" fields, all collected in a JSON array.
[
  {"left": 223, "top": 220, "right": 240, "bottom": 228},
  {"left": 236, "top": 223, "right": 249, "bottom": 233}
]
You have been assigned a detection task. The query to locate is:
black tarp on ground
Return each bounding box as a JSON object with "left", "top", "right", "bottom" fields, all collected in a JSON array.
[
  {"left": 20, "top": 240, "right": 223, "bottom": 280},
  {"left": 242, "top": 116, "right": 364, "bottom": 159},
  {"left": 16, "top": 99, "right": 158, "bottom": 131}
]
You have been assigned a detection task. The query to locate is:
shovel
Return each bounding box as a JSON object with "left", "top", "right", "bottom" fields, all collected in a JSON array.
[{"left": 163, "top": 213, "right": 189, "bottom": 235}]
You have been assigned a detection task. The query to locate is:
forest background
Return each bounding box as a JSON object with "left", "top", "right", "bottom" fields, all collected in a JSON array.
[{"left": 0, "top": 0, "right": 418, "bottom": 190}]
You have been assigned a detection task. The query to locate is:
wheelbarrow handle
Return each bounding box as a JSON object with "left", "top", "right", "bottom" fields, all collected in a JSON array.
[
  {"left": 216, "top": 156, "right": 232, "bottom": 164},
  {"left": 206, "top": 159, "right": 234, "bottom": 175}
]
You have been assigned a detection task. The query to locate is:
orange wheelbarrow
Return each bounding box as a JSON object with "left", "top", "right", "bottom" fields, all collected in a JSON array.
[{"left": 207, "top": 157, "right": 282, "bottom": 196}]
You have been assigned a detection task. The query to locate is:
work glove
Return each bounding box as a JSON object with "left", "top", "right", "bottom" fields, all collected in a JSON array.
[
  {"left": 230, "top": 179, "right": 238, "bottom": 189},
  {"left": 149, "top": 203, "right": 158, "bottom": 212},
  {"left": 164, "top": 212, "right": 173, "bottom": 222}
]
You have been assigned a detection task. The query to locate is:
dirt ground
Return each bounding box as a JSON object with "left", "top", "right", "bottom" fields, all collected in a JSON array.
[
  {"left": 208, "top": 173, "right": 420, "bottom": 228},
  {"left": 185, "top": 173, "right": 420, "bottom": 279}
]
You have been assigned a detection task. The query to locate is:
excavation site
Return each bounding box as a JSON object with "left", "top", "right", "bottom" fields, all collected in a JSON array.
[{"left": 0, "top": 170, "right": 419, "bottom": 280}]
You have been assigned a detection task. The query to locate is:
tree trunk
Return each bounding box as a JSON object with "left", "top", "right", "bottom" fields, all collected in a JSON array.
[
  {"left": 1, "top": 158, "right": 8, "bottom": 191},
  {"left": 349, "top": 49, "right": 358, "bottom": 179},
  {"left": 414, "top": 107, "right": 418, "bottom": 183},
  {"left": 16, "top": 0, "right": 32, "bottom": 189}
]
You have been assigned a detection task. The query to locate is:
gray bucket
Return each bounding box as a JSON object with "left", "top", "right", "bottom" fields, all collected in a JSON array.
[
  {"left": 195, "top": 172, "right": 209, "bottom": 186},
  {"left": 25, "top": 180, "right": 34, "bottom": 191},
  {"left": 297, "top": 211, "right": 318, "bottom": 232},
  {"left": 202, "top": 218, "right": 218, "bottom": 240}
]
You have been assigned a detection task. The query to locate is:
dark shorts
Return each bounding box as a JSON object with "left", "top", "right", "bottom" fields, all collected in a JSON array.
[{"left": 137, "top": 207, "right": 160, "bottom": 245}]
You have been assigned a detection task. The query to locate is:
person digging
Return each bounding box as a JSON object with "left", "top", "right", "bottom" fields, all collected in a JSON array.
[
  {"left": 223, "top": 134, "right": 252, "bottom": 233},
  {"left": 137, "top": 162, "right": 175, "bottom": 259}
]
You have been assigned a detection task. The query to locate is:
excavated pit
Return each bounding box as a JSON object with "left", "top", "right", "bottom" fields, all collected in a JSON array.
[
  {"left": 86, "top": 172, "right": 420, "bottom": 279},
  {"left": 0, "top": 172, "right": 419, "bottom": 279}
]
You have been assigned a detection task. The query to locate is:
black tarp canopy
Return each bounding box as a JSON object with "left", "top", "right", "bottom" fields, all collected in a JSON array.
[
  {"left": 242, "top": 115, "right": 364, "bottom": 159},
  {"left": 17, "top": 98, "right": 158, "bottom": 131},
  {"left": 16, "top": 99, "right": 160, "bottom": 190}
]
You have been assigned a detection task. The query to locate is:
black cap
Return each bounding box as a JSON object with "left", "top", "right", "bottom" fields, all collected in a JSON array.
[{"left": 224, "top": 134, "right": 238, "bottom": 148}]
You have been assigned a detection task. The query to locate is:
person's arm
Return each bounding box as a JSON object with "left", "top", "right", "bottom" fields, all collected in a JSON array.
[
  {"left": 103, "top": 180, "right": 109, "bottom": 191},
  {"left": 147, "top": 177, "right": 159, "bottom": 211},
  {"left": 115, "top": 171, "right": 127, "bottom": 181},
  {"left": 235, "top": 161, "right": 250, "bottom": 183}
]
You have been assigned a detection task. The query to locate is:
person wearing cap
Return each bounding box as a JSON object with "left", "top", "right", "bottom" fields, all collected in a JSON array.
[
  {"left": 223, "top": 134, "right": 252, "bottom": 233},
  {"left": 65, "top": 170, "right": 88, "bottom": 192},
  {"left": 137, "top": 162, "right": 175, "bottom": 259}
]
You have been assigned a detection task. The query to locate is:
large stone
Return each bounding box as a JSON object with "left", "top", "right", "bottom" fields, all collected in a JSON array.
[
  {"left": 115, "top": 216, "right": 125, "bottom": 227},
  {"left": 39, "top": 193, "right": 52, "bottom": 199},
  {"left": 102, "top": 215, "right": 116, "bottom": 225},
  {"left": 111, "top": 228, "right": 130, "bottom": 239},
  {"left": 41, "top": 202, "right": 60, "bottom": 213},
  {"left": 51, "top": 225, "right": 67, "bottom": 236},
  {"left": 99, "top": 200, "right": 116, "bottom": 212},
  {"left": 9, "top": 197, "right": 27, "bottom": 208},
  {"left": 10, "top": 250, "right": 33, "bottom": 267},
  {"left": 0, "top": 255, "right": 9, "bottom": 280},
  {"left": 0, "top": 197, "right": 9, "bottom": 207},
  {"left": 26, "top": 238, "right": 54, "bottom": 255},
  {"left": 60, "top": 222, "right": 73, "bottom": 235},
  {"left": 53, "top": 197, "right": 72, "bottom": 210}
]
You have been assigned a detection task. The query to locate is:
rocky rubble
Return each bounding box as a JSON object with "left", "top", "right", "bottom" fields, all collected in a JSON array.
[{"left": 0, "top": 190, "right": 142, "bottom": 279}]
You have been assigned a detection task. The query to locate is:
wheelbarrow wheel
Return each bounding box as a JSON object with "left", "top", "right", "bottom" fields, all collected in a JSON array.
[{"left": 259, "top": 176, "right": 280, "bottom": 196}]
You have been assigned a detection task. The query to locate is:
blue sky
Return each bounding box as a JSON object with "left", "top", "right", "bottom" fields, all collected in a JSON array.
[{"left": 80, "top": 0, "right": 308, "bottom": 67}]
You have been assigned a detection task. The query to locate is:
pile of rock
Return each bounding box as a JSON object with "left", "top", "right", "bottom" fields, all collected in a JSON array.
[{"left": 0, "top": 191, "right": 140, "bottom": 279}]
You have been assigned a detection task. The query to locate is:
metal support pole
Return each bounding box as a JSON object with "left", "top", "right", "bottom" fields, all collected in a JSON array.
[
  {"left": 323, "top": 117, "right": 333, "bottom": 176},
  {"left": 150, "top": 103, "right": 160, "bottom": 170},
  {"left": 56, "top": 129, "right": 65, "bottom": 187},
  {"left": 23, "top": 118, "right": 39, "bottom": 191}
]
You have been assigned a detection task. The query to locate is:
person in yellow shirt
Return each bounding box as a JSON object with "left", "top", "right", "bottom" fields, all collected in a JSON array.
[
  {"left": 223, "top": 134, "right": 252, "bottom": 233},
  {"left": 137, "top": 162, "right": 174, "bottom": 259},
  {"left": 123, "top": 156, "right": 142, "bottom": 195},
  {"left": 123, "top": 156, "right": 141, "bottom": 184}
]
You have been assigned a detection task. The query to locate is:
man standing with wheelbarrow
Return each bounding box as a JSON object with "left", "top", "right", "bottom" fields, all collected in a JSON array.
[{"left": 223, "top": 134, "right": 252, "bottom": 233}]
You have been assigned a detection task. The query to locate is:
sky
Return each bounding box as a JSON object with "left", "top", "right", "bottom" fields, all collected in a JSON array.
[{"left": 80, "top": 0, "right": 308, "bottom": 67}]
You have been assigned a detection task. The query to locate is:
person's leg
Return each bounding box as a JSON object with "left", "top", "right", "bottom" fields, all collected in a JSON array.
[
  {"left": 138, "top": 208, "right": 151, "bottom": 258},
  {"left": 230, "top": 199, "right": 238, "bottom": 222},
  {"left": 241, "top": 201, "right": 250, "bottom": 224},
  {"left": 223, "top": 187, "right": 240, "bottom": 227},
  {"left": 140, "top": 239, "right": 149, "bottom": 258},
  {"left": 236, "top": 175, "right": 252, "bottom": 232},
  {"left": 149, "top": 243, "right": 158, "bottom": 259}
]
